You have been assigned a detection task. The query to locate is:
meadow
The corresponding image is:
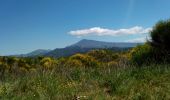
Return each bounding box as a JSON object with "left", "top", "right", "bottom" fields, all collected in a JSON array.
[{"left": 0, "top": 62, "right": 170, "bottom": 99}]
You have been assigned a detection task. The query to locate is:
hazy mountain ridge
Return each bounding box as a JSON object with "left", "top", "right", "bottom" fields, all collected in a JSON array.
[
  {"left": 45, "top": 39, "right": 143, "bottom": 58},
  {"left": 70, "top": 39, "right": 142, "bottom": 48},
  {"left": 11, "top": 39, "right": 143, "bottom": 58},
  {"left": 11, "top": 49, "right": 51, "bottom": 57}
]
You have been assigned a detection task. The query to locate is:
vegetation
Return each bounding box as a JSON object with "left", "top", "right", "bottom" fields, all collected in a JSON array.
[
  {"left": 130, "top": 19, "right": 170, "bottom": 65},
  {"left": 0, "top": 49, "right": 170, "bottom": 99},
  {"left": 0, "top": 19, "right": 170, "bottom": 99},
  {"left": 150, "top": 19, "right": 170, "bottom": 51},
  {"left": 0, "top": 56, "right": 170, "bottom": 99},
  {"left": 130, "top": 43, "right": 154, "bottom": 65}
]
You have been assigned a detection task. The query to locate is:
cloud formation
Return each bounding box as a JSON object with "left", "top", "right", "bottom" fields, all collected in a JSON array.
[{"left": 69, "top": 26, "right": 152, "bottom": 37}]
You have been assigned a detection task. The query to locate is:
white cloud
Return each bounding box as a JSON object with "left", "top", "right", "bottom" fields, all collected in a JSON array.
[{"left": 69, "top": 26, "right": 152, "bottom": 37}]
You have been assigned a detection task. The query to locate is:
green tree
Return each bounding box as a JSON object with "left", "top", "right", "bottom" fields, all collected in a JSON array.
[{"left": 150, "top": 19, "right": 170, "bottom": 52}]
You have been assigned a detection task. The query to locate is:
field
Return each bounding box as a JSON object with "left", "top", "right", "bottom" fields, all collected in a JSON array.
[{"left": 0, "top": 57, "right": 170, "bottom": 99}]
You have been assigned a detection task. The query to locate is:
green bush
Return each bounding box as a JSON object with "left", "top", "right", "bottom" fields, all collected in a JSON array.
[
  {"left": 150, "top": 19, "right": 170, "bottom": 51},
  {"left": 149, "top": 19, "right": 170, "bottom": 62},
  {"left": 130, "top": 43, "right": 154, "bottom": 65},
  {"left": 130, "top": 19, "right": 170, "bottom": 65}
]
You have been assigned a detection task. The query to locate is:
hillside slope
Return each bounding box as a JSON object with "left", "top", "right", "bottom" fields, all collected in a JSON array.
[{"left": 46, "top": 39, "right": 142, "bottom": 58}]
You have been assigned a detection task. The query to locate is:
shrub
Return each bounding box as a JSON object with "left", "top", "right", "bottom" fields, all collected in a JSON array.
[
  {"left": 149, "top": 19, "right": 170, "bottom": 62},
  {"left": 69, "top": 54, "right": 99, "bottom": 67},
  {"left": 65, "top": 59, "right": 83, "bottom": 67},
  {"left": 150, "top": 19, "right": 170, "bottom": 52},
  {"left": 40, "top": 57, "right": 55, "bottom": 69},
  {"left": 18, "top": 59, "right": 31, "bottom": 72},
  {"left": 130, "top": 43, "right": 154, "bottom": 65},
  {"left": 130, "top": 19, "right": 170, "bottom": 65},
  {"left": 87, "top": 50, "right": 119, "bottom": 62},
  {"left": 107, "top": 61, "right": 118, "bottom": 67}
]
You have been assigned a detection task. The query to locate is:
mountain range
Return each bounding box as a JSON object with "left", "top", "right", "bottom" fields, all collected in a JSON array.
[
  {"left": 12, "top": 39, "right": 143, "bottom": 58},
  {"left": 12, "top": 49, "right": 51, "bottom": 57}
]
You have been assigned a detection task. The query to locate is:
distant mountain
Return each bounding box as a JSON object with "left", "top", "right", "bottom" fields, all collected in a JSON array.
[
  {"left": 25, "top": 49, "right": 51, "bottom": 57},
  {"left": 45, "top": 39, "right": 143, "bottom": 58},
  {"left": 45, "top": 46, "right": 93, "bottom": 58},
  {"left": 13, "top": 49, "right": 51, "bottom": 57},
  {"left": 70, "top": 39, "right": 142, "bottom": 48},
  {"left": 11, "top": 39, "right": 142, "bottom": 58}
]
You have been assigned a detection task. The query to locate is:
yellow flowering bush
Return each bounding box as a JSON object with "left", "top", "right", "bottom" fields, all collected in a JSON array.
[
  {"left": 40, "top": 57, "right": 54, "bottom": 69},
  {"left": 70, "top": 54, "right": 99, "bottom": 67}
]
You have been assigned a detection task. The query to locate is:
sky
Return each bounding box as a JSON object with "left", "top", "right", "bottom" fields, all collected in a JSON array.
[{"left": 0, "top": 0, "right": 170, "bottom": 55}]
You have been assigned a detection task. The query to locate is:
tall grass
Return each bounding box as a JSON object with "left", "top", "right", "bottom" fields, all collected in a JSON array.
[{"left": 0, "top": 64, "right": 170, "bottom": 100}]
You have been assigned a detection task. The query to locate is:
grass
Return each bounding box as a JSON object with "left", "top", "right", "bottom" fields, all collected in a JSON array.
[{"left": 0, "top": 64, "right": 170, "bottom": 100}]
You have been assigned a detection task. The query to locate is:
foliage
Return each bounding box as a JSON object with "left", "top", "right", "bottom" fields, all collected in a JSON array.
[
  {"left": 0, "top": 49, "right": 125, "bottom": 79},
  {"left": 87, "top": 50, "right": 119, "bottom": 62},
  {"left": 150, "top": 19, "right": 170, "bottom": 51},
  {"left": 40, "top": 57, "right": 56, "bottom": 70},
  {"left": 0, "top": 39, "right": 170, "bottom": 99},
  {"left": 107, "top": 61, "right": 118, "bottom": 67},
  {"left": 65, "top": 59, "right": 83, "bottom": 67},
  {"left": 0, "top": 63, "right": 170, "bottom": 99},
  {"left": 130, "top": 43, "right": 155, "bottom": 65},
  {"left": 69, "top": 54, "right": 99, "bottom": 67},
  {"left": 129, "top": 19, "right": 170, "bottom": 65},
  {"left": 149, "top": 19, "right": 170, "bottom": 63}
]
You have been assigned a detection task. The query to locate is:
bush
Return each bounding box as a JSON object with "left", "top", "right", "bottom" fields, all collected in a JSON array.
[
  {"left": 130, "top": 43, "right": 154, "bottom": 65},
  {"left": 150, "top": 19, "right": 170, "bottom": 52},
  {"left": 87, "top": 50, "right": 119, "bottom": 63},
  {"left": 40, "top": 57, "right": 57, "bottom": 70},
  {"left": 65, "top": 59, "right": 83, "bottom": 67},
  {"left": 107, "top": 61, "right": 118, "bottom": 67},
  {"left": 130, "top": 19, "right": 170, "bottom": 65},
  {"left": 149, "top": 19, "right": 170, "bottom": 62},
  {"left": 69, "top": 54, "right": 99, "bottom": 67},
  {"left": 150, "top": 19, "right": 170, "bottom": 62}
]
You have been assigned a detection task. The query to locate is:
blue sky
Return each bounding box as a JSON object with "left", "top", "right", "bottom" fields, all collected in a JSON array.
[{"left": 0, "top": 0, "right": 170, "bottom": 55}]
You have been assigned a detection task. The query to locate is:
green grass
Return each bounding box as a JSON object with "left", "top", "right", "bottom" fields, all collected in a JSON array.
[{"left": 0, "top": 64, "right": 170, "bottom": 100}]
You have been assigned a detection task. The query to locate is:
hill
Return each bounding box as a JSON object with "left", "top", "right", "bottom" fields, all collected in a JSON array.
[
  {"left": 12, "top": 49, "right": 51, "bottom": 57},
  {"left": 45, "top": 39, "right": 142, "bottom": 58},
  {"left": 70, "top": 39, "right": 141, "bottom": 48},
  {"left": 11, "top": 39, "right": 142, "bottom": 58}
]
